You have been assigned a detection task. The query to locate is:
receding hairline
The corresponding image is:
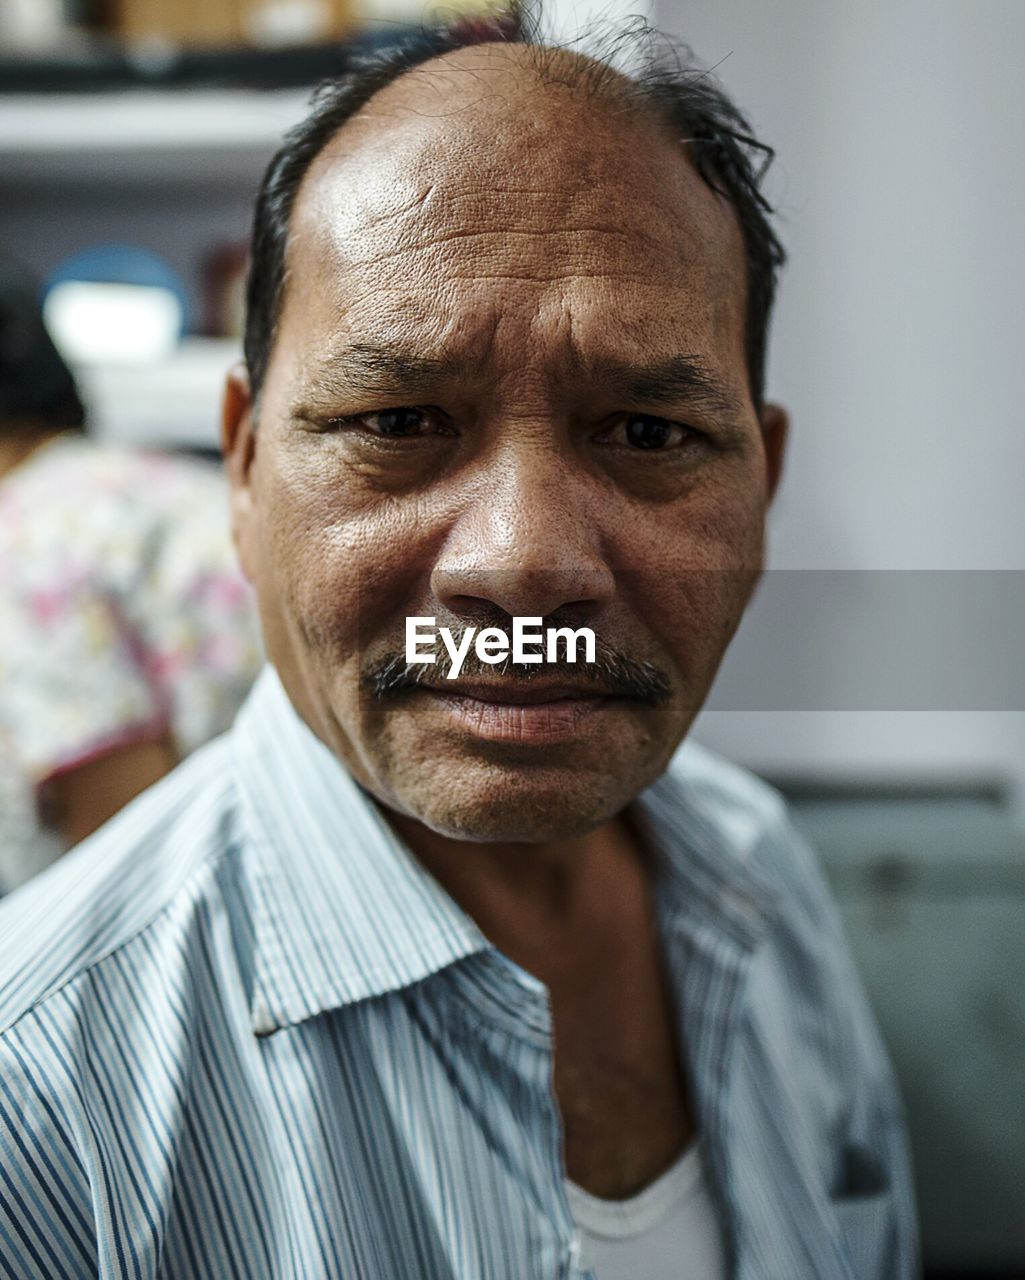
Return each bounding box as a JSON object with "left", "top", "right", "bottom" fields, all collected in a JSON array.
[
  {"left": 362, "top": 38, "right": 638, "bottom": 108},
  {"left": 285, "top": 38, "right": 731, "bottom": 280},
  {"left": 294, "top": 38, "right": 678, "bottom": 201},
  {"left": 243, "top": 20, "right": 785, "bottom": 412}
]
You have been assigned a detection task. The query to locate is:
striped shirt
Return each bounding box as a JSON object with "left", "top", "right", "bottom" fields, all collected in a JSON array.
[{"left": 0, "top": 664, "right": 918, "bottom": 1279}]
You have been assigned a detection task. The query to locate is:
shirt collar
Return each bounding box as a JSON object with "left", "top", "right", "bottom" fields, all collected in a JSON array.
[
  {"left": 636, "top": 746, "right": 780, "bottom": 953},
  {"left": 231, "top": 665, "right": 488, "bottom": 1036}
]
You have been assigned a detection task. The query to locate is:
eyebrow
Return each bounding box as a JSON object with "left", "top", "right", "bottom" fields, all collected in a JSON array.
[
  {"left": 302, "top": 342, "right": 469, "bottom": 401},
  {"left": 592, "top": 354, "right": 746, "bottom": 418},
  {"left": 301, "top": 342, "right": 745, "bottom": 419}
]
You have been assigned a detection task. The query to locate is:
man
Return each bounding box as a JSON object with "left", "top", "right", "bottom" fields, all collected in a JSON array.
[{"left": 0, "top": 15, "right": 917, "bottom": 1279}]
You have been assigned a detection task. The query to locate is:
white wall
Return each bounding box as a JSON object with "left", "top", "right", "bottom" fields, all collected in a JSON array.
[
  {"left": 652, "top": 0, "right": 1025, "bottom": 803},
  {"left": 544, "top": 0, "right": 653, "bottom": 42}
]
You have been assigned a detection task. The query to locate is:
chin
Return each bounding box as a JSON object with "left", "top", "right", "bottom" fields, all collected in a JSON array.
[{"left": 384, "top": 762, "right": 643, "bottom": 845}]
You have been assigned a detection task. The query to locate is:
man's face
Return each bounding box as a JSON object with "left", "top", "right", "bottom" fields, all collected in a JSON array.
[{"left": 225, "top": 45, "right": 787, "bottom": 843}]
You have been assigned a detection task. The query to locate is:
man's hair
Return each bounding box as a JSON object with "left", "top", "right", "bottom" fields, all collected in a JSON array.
[{"left": 244, "top": 7, "right": 785, "bottom": 410}]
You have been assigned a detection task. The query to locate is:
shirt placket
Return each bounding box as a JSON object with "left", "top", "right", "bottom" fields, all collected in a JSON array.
[{"left": 443, "top": 947, "right": 595, "bottom": 1280}]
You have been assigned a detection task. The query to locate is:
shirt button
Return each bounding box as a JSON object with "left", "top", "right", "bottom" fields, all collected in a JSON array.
[{"left": 567, "top": 1234, "right": 583, "bottom": 1270}]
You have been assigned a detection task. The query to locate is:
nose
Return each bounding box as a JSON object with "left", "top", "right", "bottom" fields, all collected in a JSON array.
[{"left": 431, "top": 446, "right": 616, "bottom": 622}]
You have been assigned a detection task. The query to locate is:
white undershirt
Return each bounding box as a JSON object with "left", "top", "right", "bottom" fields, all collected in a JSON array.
[{"left": 565, "top": 1142, "right": 727, "bottom": 1280}]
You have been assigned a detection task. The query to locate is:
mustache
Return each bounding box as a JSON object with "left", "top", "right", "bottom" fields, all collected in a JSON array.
[{"left": 362, "top": 616, "right": 673, "bottom": 706}]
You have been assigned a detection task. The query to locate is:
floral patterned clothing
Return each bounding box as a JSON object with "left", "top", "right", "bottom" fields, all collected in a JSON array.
[{"left": 0, "top": 433, "right": 263, "bottom": 892}]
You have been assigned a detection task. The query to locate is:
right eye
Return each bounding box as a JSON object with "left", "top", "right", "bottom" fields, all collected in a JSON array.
[{"left": 326, "top": 406, "right": 453, "bottom": 438}]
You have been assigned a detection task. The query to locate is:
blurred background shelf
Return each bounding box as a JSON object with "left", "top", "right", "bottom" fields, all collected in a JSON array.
[
  {"left": 73, "top": 337, "right": 240, "bottom": 450},
  {"left": 0, "top": 31, "right": 397, "bottom": 93},
  {"left": 0, "top": 21, "right": 417, "bottom": 174},
  {"left": 0, "top": 87, "right": 310, "bottom": 180},
  {"left": 1, "top": 84, "right": 298, "bottom": 345},
  {"left": 0, "top": 87, "right": 310, "bottom": 150}
]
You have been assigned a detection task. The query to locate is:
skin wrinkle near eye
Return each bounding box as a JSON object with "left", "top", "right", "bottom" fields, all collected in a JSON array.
[
  {"left": 293, "top": 343, "right": 744, "bottom": 436},
  {"left": 309, "top": 326, "right": 735, "bottom": 400}
]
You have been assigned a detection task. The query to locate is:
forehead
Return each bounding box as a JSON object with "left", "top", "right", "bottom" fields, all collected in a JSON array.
[{"left": 281, "top": 45, "right": 748, "bottom": 377}]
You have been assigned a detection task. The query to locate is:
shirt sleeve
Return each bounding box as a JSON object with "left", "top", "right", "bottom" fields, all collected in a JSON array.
[
  {"left": 0, "top": 563, "right": 170, "bottom": 794},
  {"left": 0, "top": 448, "right": 261, "bottom": 801},
  {"left": 0, "top": 1014, "right": 100, "bottom": 1276},
  {"left": 113, "top": 460, "right": 263, "bottom": 757}
]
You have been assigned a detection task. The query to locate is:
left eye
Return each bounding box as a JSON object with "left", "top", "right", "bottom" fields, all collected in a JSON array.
[{"left": 602, "top": 414, "right": 696, "bottom": 450}]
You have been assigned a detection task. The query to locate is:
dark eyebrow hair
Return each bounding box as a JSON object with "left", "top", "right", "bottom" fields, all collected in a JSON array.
[
  {"left": 593, "top": 354, "right": 746, "bottom": 418},
  {"left": 300, "top": 341, "right": 745, "bottom": 421},
  {"left": 303, "top": 341, "right": 469, "bottom": 400}
]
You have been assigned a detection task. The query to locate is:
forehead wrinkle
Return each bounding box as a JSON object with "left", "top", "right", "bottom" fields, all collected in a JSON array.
[
  {"left": 293, "top": 129, "right": 739, "bottom": 315},
  {"left": 339, "top": 234, "right": 672, "bottom": 284},
  {"left": 279, "top": 59, "right": 749, "bottom": 400},
  {"left": 550, "top": 296, "right": 745, "bottom": 415},
  {"left": 282, "top": 245, "right": 743, "bottom": 406},
  {"left": 339, "top": 174, "right": 674, "bottom": 258},
  {"left": 295, "top": 169, "right": 718, "bottom": 296},
  {"left": 286, "top": 48, "right": 743, "bottom": 301},
  {"left": 292, "top": 290, "right": 744, "bottom": 421}
]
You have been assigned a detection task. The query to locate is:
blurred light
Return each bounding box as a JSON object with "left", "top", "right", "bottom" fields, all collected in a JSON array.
[
  {"left": 243, "top": 0, "right": 334, "bottom": 45},
  {"left": 43, "top": 281, "right": 183, "bottom": 365}
]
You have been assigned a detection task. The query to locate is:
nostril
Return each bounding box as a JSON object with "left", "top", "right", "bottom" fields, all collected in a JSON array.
[
  {"left": 432, "top": 565, "right": 617, "bottom": 622},
  {"left": 440, "top": 596, "right": 512, "bottom": 629}
]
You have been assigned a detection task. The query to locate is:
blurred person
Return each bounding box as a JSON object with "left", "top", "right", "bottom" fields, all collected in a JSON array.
[
  {"left": 0, "top": 14, "right": 917, "bottom": 1280},
  {"left": 0, "top": 261, "right": 263, "bottom": 892}
]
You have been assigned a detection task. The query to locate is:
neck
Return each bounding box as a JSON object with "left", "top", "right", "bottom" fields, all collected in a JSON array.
[
  {"left": 0, "top": 429, "right": 63, "bottom": 479},
  {"left": 387, "top": 807, "right": 650, "bottom": 952}
]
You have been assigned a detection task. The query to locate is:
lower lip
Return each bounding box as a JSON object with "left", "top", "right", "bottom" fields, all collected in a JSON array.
[{"left": 425, "top": 691, "right": 614, "bottom": 744}]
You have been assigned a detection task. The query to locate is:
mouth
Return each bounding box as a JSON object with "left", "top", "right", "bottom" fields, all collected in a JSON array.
[{"left": 414, "top": 680, "right": 624, "bottom": 745}]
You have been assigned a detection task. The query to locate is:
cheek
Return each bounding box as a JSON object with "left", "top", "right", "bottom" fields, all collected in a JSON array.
[
  {"left": 254, "top": 444, "right": 436, "bottom": 652},
  {"left": 621, "top": 462, "right": 766, "bottom": 566},
  {"left": 621, "top": 473, "right": 766, "bottom": 663},
  {"left": 645, "top": 565, "right": 758, "bottom": 690}
]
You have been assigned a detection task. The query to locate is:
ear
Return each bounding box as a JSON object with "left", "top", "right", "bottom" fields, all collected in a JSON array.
[
  {"left": 221, "top": 362, "right": 259, "bottom": 584},
  {"left": 758, "top": 401, "right": 789, "bottom": 505}
]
